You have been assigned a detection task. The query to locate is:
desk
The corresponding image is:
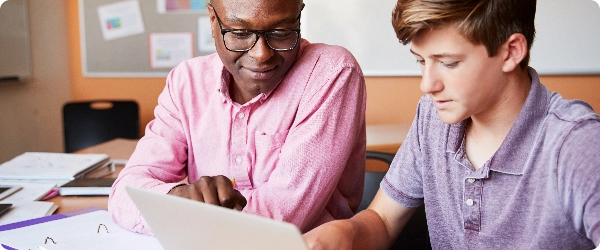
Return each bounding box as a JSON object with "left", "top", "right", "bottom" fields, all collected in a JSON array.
[
  {"left": 49, "top": 125, "right": 410, "bottom": 213},
  {"left": 48, "top": 139, "right": 136, "bottom": 214}
]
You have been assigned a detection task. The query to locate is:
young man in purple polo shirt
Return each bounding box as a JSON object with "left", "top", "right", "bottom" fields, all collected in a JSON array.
[{"left": 304, "top": 0, "right": 600, "bottom": 249}]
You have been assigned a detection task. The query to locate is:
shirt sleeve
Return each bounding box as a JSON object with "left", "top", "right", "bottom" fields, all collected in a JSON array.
[
  {"left": 239, "top": 59, "right": 367, "bottom": 232},
  {"left": 108, "top": 69, "right": 191, "bottom": 235},
  {"left": 381, "top": 97, "right": 428, "bottom": 208},
  {"left": 557, "top": 119, "right": 600, "bottom": 246}
]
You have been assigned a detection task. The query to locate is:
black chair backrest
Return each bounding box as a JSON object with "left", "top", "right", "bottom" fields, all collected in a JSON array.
[
  {"left": 63, "top": 100, "right": 139, "bottom": 153},
  {"left": 361, "top": 151, "right": 432, "bottom": 250}
]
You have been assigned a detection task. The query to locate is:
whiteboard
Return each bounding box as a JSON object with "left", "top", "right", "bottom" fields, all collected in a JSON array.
[
  {"left": 302, "top": 0, "right": 600, "bottom": 76},
  {"left": 0, "top": 0, "right": 31, "bottom": 80}
]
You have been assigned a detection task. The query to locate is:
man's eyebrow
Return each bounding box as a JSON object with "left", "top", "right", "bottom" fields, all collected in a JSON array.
[{"left": 224, "top": 14, "right": 299, "bottom": 27}]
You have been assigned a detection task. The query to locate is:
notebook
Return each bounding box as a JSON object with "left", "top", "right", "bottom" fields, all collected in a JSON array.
[
  {"left": 59, "top": 178, "right": 116, "bottom": 196},
  {"left": 126, "top": 186, "right": 309, "bottom": 250},
  {"left": 0, "top": 152, "right": 109, "bottom": 181}
]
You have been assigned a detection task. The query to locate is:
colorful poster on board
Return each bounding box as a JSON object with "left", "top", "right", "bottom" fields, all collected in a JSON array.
[
  {"left": 97, "top": 0, "right": 145, "bottom": 41},
  {"left": 157, "top": 0, "right": 209, "bottom": 13},
  {"left": 149, "top": 32, "right": 194, "bottom": 68}
]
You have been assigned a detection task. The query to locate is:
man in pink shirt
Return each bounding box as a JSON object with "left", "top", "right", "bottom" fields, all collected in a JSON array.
[{"left": 108, "top": 0, "right": 366, "bottom": 235}]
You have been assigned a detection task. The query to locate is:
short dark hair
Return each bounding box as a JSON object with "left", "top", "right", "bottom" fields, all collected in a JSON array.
[{"left": 392, "top": 0, "right": 536, "bottom": 69}]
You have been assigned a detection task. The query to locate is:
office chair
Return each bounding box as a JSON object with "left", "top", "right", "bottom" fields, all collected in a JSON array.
[
  {"left": 62, "top": 100, "right": 140, "bottom": 153},
  {"left": 360, "top": 151, "right": 432, "bottom": 250}
]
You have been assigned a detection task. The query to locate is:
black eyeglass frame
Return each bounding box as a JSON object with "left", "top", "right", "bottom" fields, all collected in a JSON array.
[{"left": 208, "top": 4, "right": 301, "bottom": 52}]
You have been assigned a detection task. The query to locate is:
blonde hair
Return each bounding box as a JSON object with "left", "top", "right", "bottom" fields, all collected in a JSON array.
[{"left": 392, "top": 0, "right": 536, "bottom": 69}]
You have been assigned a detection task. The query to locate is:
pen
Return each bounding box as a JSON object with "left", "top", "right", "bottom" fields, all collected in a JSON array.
[{"left": 231, "top": 178, "right": 235, "bottom": 188}]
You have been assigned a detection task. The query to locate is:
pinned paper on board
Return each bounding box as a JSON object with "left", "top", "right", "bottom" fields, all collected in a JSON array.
[
  {"left": 198, "top": 16, "right": 216, "bottom": 52},
  {"left": 97, "top": 0, "right": 145, "bottom": 41},
  {"left": 156, "top": 0, "right": 209, "bottom": 13},
  {"left": 149, "top": 32, "right": 194, "bottom": 68}
]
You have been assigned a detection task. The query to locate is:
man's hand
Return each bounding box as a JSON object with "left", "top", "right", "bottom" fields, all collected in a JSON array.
[{"left": 168, "top": 175, "right": 247, "bottom": 211}]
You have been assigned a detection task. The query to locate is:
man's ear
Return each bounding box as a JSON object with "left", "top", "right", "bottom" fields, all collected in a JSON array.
[
  {"left": 206, "top": 4, "right": 217, "bottom": 39},
  {"left": 501, "top": 33, "right": 528, "bottom": 72}
]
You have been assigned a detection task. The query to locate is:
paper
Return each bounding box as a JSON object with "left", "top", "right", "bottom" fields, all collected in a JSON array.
[
  {"left": 156, "top": 0, "right": 208, "bottom": 13},
  {"left": 97, "top": 0, "right": 145, "bottom": 41},
  {"left": 0, "top": 201, "right": 57, "bottom": 226},
  {"left": 197, "top": 16, "right": 216, "bottom": 52},
  {"left": 149, "top": 32, "right": 194, "bottom": 68},
  {"left": 0, "top": 181, "right": 56, "bottom": 202},
  {"left": 0, "top": 210, "right": 162, "bottom": 250}
]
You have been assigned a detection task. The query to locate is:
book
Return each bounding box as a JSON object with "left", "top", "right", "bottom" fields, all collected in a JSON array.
[
  {"left": 0, "top": 207, "right": 162, "bottom": 250},
  {"left": 59, "top": 178, "right": 116, "bottom": 196},
  {"left": 82, "top": 161, "right": 115, "bottom": 179},
  {"left": 0, "top": 152, "right": 109, "bottom": 181}
]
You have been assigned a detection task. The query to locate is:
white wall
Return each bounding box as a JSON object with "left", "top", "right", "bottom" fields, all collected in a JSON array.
[
  {"left": 0, "top": 0, "right": 71, "bottom": 162},
  {"left": 302, "top": 0, "right": 600, "bottom": 76}
]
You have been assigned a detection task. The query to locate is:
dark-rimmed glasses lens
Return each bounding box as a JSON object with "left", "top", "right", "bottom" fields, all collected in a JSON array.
[{"left": 209, "top": 4, "right": 301, "bottom": 52}]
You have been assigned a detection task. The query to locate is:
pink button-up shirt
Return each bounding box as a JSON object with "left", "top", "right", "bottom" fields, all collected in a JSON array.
[{"left": 109, "top": 39, "right": 367, "bottom": 235}]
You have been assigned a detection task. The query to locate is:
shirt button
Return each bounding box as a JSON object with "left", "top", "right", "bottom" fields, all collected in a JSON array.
[
  {"left": 467, "top": 178, "right": 475, "bottom": 183},
  {"left": 238, "top": 113, "right": 245, "bottom": 119},
  {"left": 466, "top": 199, "right": 474, "bottom": 206},
  {"left": 235, "top": 157, "right": 242, "bottom": 164}
]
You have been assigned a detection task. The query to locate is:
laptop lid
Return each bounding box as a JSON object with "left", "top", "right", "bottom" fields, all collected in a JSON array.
[{"left": 126, "top": 186, "right": 309, "bottom": 250}]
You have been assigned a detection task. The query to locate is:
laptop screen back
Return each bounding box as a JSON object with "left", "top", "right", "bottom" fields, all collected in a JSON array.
[{"left": 125, "top": 186, "right": 309, "bottom": 250}]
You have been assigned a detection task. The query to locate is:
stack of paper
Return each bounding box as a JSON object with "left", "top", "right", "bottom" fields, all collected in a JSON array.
[{"left": 0, "top": 152, "right": 110, "bottom": 226}]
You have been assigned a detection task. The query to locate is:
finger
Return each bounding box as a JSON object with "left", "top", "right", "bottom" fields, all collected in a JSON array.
[
  {"left": 186, "top": 183, "right": 205, "bottom": 202},
  {"left": 196, "top": 177, "right": 220, "bottom": 206},
  {"left": 215, "top": 175, "right": 237, "bottom": 209},
  {"left": 234, "top": 190, "right": 247, "bottom": 210},
  {"left": 168, "top": 184, "right": 205, "bottom": 202}
]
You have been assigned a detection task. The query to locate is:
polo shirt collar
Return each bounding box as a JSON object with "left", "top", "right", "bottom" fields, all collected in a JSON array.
[{"left": 446, "top": 67, "right": 550, "bottom": 175}]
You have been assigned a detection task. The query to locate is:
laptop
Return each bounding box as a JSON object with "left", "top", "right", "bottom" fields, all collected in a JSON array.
[{"left": 126, "top": 186, "right": 309, "bottom": 250}]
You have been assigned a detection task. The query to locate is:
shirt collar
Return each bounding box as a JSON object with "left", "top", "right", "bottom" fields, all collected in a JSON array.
[
  {"left": 215, "top": 69, "right": 273, "bottom": 105},
  {"left": 446, "top": 67, "right": 550, "bottom": 175},
  {"left": 213, "top": 39, "right": 310, "bottom": 105}
]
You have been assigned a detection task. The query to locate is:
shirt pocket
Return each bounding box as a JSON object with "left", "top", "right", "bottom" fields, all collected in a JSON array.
[
  {"left": 252, "top": 129, "right": 289, "bottom": 184},
  {"left": 254, "top": 129, "right": 288, "bottom": 151}
]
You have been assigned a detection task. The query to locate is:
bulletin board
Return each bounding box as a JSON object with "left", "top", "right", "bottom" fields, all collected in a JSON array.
[
  {"left": 79, "top": 0, "right": 213, "bottom": 77},
  {"left": 302, "top": 0, "right": 600, "bottom": 76}
]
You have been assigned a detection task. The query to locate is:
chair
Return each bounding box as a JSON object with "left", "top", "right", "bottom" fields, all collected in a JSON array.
[
  {"left": 360, "top": 151, "right": 432, "bottom": 250},
  {"left": 62, "top": 100, "right": 140, "bottom": 153}
]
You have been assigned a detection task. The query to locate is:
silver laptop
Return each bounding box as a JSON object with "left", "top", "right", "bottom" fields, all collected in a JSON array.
[{"left": 126, "top": 186, "right": 309, "bottom": 250}]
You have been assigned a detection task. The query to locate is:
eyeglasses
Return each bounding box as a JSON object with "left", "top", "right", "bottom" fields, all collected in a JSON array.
[{"left": 208, "top": 4, "right": 301, "bottom": 52}]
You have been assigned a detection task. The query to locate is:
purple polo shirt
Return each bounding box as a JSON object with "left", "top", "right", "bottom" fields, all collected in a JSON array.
[{"left": 382, "top": 68, "right": 600, "bottom": 249}]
